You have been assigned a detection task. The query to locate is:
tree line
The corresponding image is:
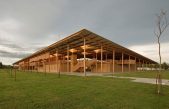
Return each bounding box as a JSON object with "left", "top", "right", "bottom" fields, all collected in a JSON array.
[
  {"left": 0, "top": 62, "right": 13, "bottom": 69},
  {"left": 161, "top": 62, "right": 169, "bottom": 70}
]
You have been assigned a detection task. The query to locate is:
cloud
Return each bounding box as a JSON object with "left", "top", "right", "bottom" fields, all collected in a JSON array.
[
  {"left": 0, "top": 38, "right": 45, "bottom": 65},
  {"left": 0, "top": 0, "right": 169, "bottom": 65},
  {"left": 0, "top": 40, "right": 24, "bottom": 51},
  {"left": 0, "top": 49, "right": 31, "bottom": 58},
  {"left": 129, "top": 42, "right": 169, "bottom": 63},
  {"left": 0, "top": 18, "right": 22, "bottom": 42}
]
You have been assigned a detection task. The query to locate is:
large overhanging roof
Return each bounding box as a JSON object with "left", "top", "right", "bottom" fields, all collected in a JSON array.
[{"left": 14, "top": 29, "right": 157, "bottom": 64}]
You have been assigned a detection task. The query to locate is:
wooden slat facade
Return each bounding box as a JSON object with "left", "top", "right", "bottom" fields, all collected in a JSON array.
[{"left": 13, "top": 29, "right": 157, "bottom": 73}]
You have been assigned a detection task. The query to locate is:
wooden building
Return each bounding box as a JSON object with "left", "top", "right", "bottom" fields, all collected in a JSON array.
[{"left": 13, "top": 29, "right": 157, "bottom": 74}]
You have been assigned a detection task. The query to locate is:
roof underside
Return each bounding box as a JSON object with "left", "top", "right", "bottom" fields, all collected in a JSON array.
[{"left": 14, "top": 29, "right": 157, "bottom": 64}]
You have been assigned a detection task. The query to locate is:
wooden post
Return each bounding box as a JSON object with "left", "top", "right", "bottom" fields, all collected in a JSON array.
[
  {"left": 10, "top": 68, "right": 12, "bottom": 77},
  {"left": 146, "top": 62, "right": 148, "bottom": 70},
  {"left": 49, "top": 54, "right": 50, "bottom": 73},
  {"left": 31, "top": 65, "right": 33, "bottom": 72},
  {"left": 142, "top": 60, "right": 144, "bottom": 71},
  {"left": 58, "top": 53, "right": 61, "bottom": 78},
  {"left": 33, "top": 63, "right": 34, "bottom": 72},
  {"left": 43, "top": 59, "right": 46, "bottom": 73},
  {"left": 55, "top": 51, "right": 58, "bottom": 73},
  {"left": 71, "top": 52, "right": 73, "bottom": 73},
  {"left": 135, "top": 57, "right": 137, "bottom": 71},
  {"left": 23, "top": 64, "right": 24, "bottom": 71},
  {"left": 150, "top": 63, "right": 153, "bottom": 70},
  {"left": 37, "top": 60, "right": 39, "bottom": 73},
  {"left": 45, "top": 60, "right": 47, "bottom": 76},
  {"left": 96, "top": 52, "right": 97, "bottom": 72},
  {"left": 122, "top": 52, "right": 124, "bottom": 72},
  {"left": 56, "top": 50, "right": 58, "bottom": 73},
  {"left": 129, "top": 55, "right": 131, "bottom": 72},
  {"left": 27, "top": 63, "right": 29, "bottom": 71},
  {"left": 149, "top": 62, "right": 151, "bottom": 70},
  {"left": 105, "top": 52, "right": 108, "bottom": 71},
  {"left": 29, "top": 65, "right": 32, "bottom": 72},
  {"left": 106, "top": 53, "right": 107, "bottom": 62},
  {"left": 112, "top": 50, "right": 115, "bottom": 73},
  {"left": 14, "top": 69, "right": 16, "bottom": 81},
  {"left": 139, "top": 59, "right": 141, "bottom": 70},
  {"left": 67, "top": 45, "right": 69, "bottom": 72},
  {"left": 101, "top": 44, "right": 103, "bottom": 72},
  {"left": 84, "top": 38, "right": 86, "bottom": 76}
]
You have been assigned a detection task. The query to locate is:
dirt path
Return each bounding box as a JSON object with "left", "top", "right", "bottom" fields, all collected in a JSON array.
[
  {"left": 61, "top": 72, "right": 169, "bottom": 86},
  {"left": 105, "top": 75, "right": 169, "bottom": 86}
]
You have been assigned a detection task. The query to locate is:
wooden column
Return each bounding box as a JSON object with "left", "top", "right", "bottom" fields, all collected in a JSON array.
[
  {"left": 129, "top": 55, "right": 131, "bottom": 72},
  {"left": 49, "top": 54, "right": 50, "bottom": 72},
  {"left": 44, "top": 53, "right": 47, "bottom": 73},
  {"left": 58, "top": 54, "right": 61, "bottom": 74},
  {"left": 139, "top": 59, "right": 141, "bottom": 70},
  {"left": 150, "top": 63, "right": 152, "bottom": 70},
  {"left": 135, "top": 57, "right": 137, "bottom": 71},
  {"left": 43, "top": 59, "right": 46, "bottom": 73},
  {"left": 83, "top": 38, "right": 86, "bottom": 76},
  {"left": 112, "top": 50, "right": 115, "bottom": 73},
  {"left": 105, "top": 52, "right": 108, "bottom": 72},
  {"left": 122, "top": 52, "right": 124, "bottom": 72},
  {"left": 31, "top": 65, "right": 33, "bottom": 72},
  {"left": 101, "top": 44, "right": 103, "bottom": 72},
  {"left": 37, "top": 60, "right": 39, "bottom": 72},
  {"left": 149, "top": 62, "right": 151, "bottom": 70},
  {"left": 56, "top": 51, "right": 58, "bottom": 72},
  {"left": 28, "top": 61, "right": 29, "bottom": 71},
  {"left": 33, "top": 62, "right": 35, "bottom": 71},
  {"left": 70, "top": 52, "right": 73, "bottom": 72},
  {"left": 67, "top": 45, "right": 69, "bottom": 72},
  {"left": 144, "top": 61, "right": 146, "bottom": 70},
  {"left": 106, "top": 53, "right": 107, "bottom": 62},
  {"left": 35, "top": 61, "right": 37, "bottom": 72},
  {"left": 57, "top": 51, "right": 60, "bottom": 73},
  {"left": 96, "top": 53, "right": 98, "bottom": 72},
  {"left": 142, "top": 60, "right": 144, "bottom": 71}
]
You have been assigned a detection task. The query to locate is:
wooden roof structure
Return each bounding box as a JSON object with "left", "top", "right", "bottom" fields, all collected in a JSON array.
[{"left": 14, "top": 29, "right": 157, "bottom": 65}]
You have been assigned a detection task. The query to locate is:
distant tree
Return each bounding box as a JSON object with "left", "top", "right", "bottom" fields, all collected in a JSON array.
[
  {"left": 154, "top": 10, "right": 169, "bottom": 94},
  {"left": 161, "top": 62, "right": 169, "bottom": 70},
  {"left": 0, "top": 62, "right": 3, "bottom": 68},
  {"left": 154, "top": 64, "right": 159, "bottom": 69}
]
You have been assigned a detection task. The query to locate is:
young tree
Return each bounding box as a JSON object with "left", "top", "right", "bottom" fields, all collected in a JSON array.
[{"left": 154, "top": 10, "right": 169, "bottom": 94}]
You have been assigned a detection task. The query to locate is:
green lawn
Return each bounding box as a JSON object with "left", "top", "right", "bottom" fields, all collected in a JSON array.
[
  {"left": 113, "top": 70, "right": 169, "bottom": 79},
  {"left": 0, "top": 69, "right": 169, "bottom": 109}
]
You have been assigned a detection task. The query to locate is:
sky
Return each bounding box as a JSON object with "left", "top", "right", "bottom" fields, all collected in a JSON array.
[{"left": 0, "top": 0, "right": 169, "bottom": 65}]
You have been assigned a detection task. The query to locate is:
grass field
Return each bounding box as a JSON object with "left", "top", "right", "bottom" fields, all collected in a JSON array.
[
  {"left": 0, "top": 69, "right": 169, "bottom": 109},
  {"left": 113, "top": 70, "right": 169, "bottom": 79}
]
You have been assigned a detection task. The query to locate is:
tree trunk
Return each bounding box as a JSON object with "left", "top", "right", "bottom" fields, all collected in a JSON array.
[{"left": 156, "top": 37, "right": 162, "bottom": 94}]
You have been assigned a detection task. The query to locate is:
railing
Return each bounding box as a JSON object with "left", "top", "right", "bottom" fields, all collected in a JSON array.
[
  {"left": 72, "top": 61, "right": 84, "bottom": 72},
  {"left": 116, "top": 60, "right": 136, "bottom": 64},
  {"left": 72, "top": 60, "right": 97, "bottom": 72}
]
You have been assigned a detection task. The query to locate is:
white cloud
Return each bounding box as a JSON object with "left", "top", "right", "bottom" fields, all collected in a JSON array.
[
  {"left": 0, "top": 18, "right": 20, "bottom": 30},
  {"left": 129, "top": 42, "right": 169, "bottom": 63},
  {"left": 0, "top": 18, "right": 22, "bottom": 42},
  {"left": 0, "top": 57, "right": 20, "bottom": 65},
  {"left": 0, "top": 0, "right": 169, "bottom": 65}
]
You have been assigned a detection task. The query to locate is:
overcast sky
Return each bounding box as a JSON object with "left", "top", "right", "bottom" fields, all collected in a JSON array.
[{"left": 0, "top": 0, "right": 169, "bottom": 65}]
